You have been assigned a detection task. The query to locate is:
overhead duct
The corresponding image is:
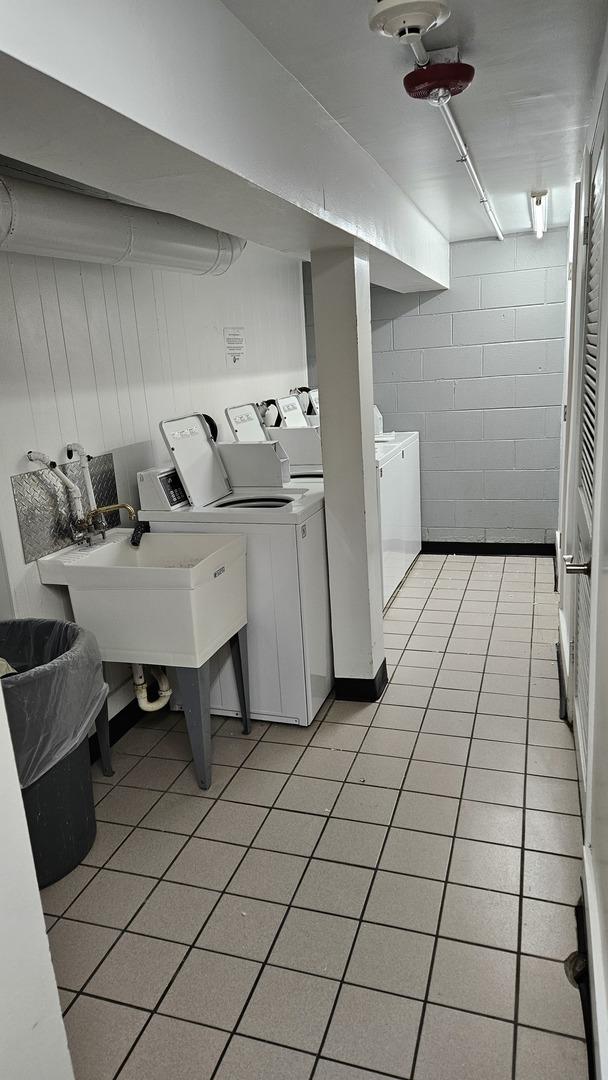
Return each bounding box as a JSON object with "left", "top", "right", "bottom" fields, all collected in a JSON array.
[{"left": 0, "top": 175, "right": 246, "bottom": 274}]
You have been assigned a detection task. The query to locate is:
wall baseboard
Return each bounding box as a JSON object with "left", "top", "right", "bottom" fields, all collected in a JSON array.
[
  {"left": 335, "top": 661, "right": 388, "bottom": 702},
  {"left": 89, "top": 698, "right": 149, "bottom": 763},
  {"left": 583, "top": 847, "right": 608, "bottom": 1079},
  {"left": 421, "top": 541, "right": 556, "bottom": 557}
]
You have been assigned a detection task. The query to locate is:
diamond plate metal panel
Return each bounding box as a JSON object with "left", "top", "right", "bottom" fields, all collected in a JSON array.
[{"left": 12, "top": 452, "right": 120, "bottom": 564}]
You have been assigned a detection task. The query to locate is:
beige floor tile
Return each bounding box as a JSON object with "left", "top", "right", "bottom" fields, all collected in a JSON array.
[
  {"left": 48, "top": 919, "right": 119, "bottom": 990},
  {"left": 523, "top": 850, "right": 582, "bottom": 904},
  {"left": 294, "top": 746, "right": 356, "bottom": 781},
  {"left": 515, "top": 1026, "right": 588, "bottom": 1080},
  {"left": 430, "top": 938, "right": 517, "bottom": 1019},
  {"left": 525, "top": 809, "right": 583, "bottom": 857},
  {"left": 422, "top": 709, "right": 475, "bottom": 737},
  {"left": 128, "top": 880, "right": 219, "bottom": 944},
  {"left": 316, "top": 817, "right": 387, "bottom": 868},
  {"left": 40, "top": 865, "right": 97, "bottom": 916},
  {"left": 214, "top": 1036, "right": 314, "bottom": 1080},
  {"left": 518, "top": 955, "right": 585, "bottom": 1037},
  {"left": 64, "top": 996, "right": 149, "bottom": 1080},
  {"left": 106, "top": 827, "right": 186, "bottom": 877},
  {"left": 468, "top": 739, "right": 525, "bottom": 773},
  {"left": 116, "top": 1015, "right": 228, "bottom": 1080},
  {"left": 450, "top": 837, "right": 521, "bottom": 894},
  {"left": 65, "top": 869, "right": 155, "bottom": 928},
  {"left": 345, "top": 921, "right": 433, "bottom": 998},
  {"left": 393, "top": 790, "right": 459, "bottom": 835},
  {"left": 227, "top": 847, "right": 307, "bottom": 903},
  {"left": 86, "top": 931, "right": 187, "bottom": 1009},
  {"left": 252, "top": 808, "right": 325, "bottom": 856},
  {"left": 270, "top": 908, "right": 357, "bottom": 978},
  {"left": 323, "top": 984, "right": 422, "bottom": 1078},
  {"left": 440, "top": 883, "right": 519, "bottom": 951},
  {"left": 380, "top": 827, "right": 451, "bottom": 880},
  {"left": 332, "top": 782, "right": 398, "bottom": 824},
  {"left": 238, "top": 965, "right": 339, "bottom": 1052},
  {"left": 415, "top": 1004, "right": 513, "bottom": 1080},
  {"left": 160, "top": 948, "right": 260, "bottom": 1028},
  {"left": 463, "top": 767, "right": 524, "bottom": 807},
  {"left": 364, "top": 870, "right": 443, "bottom": 935},
  {"left": 347, "top": 752, "right": 408, "bottom": 789},
  {"left": 139, "top": 792, "right": 211, "bottom": 835},
  {"left": 81, "top": 821, "right": 132, "bottom": 867},
  {"left": 197, "top": 893, "right": 286, "bottom": 960},
  {"left": 403, "top": 760, "right": 465, "bottom": 798},
  {"left": 521, "top": 898, "right": 578, "bottom": 961},
  {"left": 165, "top": 837, "right": 246, "bottom": 891},
  {"left": 414, "top": 732, "right": 470, "bottom": 766},
  {"left": 194, "top": 800, "right": 268, "bottom": 845},
  {"left": 219, "top": 768, "right": 288, "bottom": 807},
  {"left": 457, "top": 800, "right": 523, "bottom": 847},
  {"left": 294, "top": 859, "right": 373, "bottom": 918}
]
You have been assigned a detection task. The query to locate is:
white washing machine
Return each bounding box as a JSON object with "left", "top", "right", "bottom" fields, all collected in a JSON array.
[
  {"left": 269, "top": 425, "right": 421, "bottom": 607},
  {"left": 137, "top": 416, "right": 333, "bottom": 726},
  {"left": 376, "top": 433, "right": 421, "bottom": 606}
]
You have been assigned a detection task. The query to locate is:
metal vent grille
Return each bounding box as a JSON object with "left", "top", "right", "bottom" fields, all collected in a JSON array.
[{"left": 579, "top": 145, "right": 605, "bottom": 516}]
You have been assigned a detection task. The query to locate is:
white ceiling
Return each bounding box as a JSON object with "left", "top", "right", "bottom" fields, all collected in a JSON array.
[{"left": 221, "top": 0, "right": 606, "bottom": 241}]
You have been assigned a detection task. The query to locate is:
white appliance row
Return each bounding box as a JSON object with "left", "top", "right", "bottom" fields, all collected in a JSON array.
[{"left": 138, "top": 416, "right": 332, "bottom": 727}]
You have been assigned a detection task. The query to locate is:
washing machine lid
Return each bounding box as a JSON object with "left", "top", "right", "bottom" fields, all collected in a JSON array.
[{"left": 160, "top": 414, "right": 232, "bottom": 507}]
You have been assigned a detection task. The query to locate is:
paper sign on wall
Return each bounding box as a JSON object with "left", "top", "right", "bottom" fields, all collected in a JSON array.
[{"left": 223, "top": 326, "right": 246, "bottom": 369}]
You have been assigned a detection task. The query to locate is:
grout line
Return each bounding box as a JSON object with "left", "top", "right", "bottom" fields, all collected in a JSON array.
[{"left": 510, "top": 557, "right": 536, "bottom": 1080}]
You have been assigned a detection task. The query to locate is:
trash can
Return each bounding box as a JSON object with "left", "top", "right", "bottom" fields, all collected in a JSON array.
[{"left": 0, "top": 619, "right": 108, "bottom": 887}]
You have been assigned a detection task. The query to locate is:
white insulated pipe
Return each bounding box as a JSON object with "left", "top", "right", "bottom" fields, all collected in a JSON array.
[
  {"left": 132, "top": 664, "right": 173, "bottom": 712},
  {"left": 67, "top": 443, "right": 96, "bottom": 514},
  {"left": 436, "top": 102, "right": 504, "bottom": 241},
  {"left": 0, "top": 176, "right": 246, "bottom": 274},
  {"left": 27, "top": 450, "right": 84, "bottom": 522}
]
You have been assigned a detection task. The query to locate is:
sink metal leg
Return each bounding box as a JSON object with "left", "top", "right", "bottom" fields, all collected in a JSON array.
[
  {"left": 95, "top": 700, "right": 114, "bottom": 777},
  {"left": 175, "top": 664, "right": 212, "bottom": 790},
  {"left": 230, "top": 625, "right": 251, "bottom": 735}
]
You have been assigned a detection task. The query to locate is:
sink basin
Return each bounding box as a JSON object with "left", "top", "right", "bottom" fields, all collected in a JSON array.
[{"left": 38, "top": 529, "right": 247, "bottom": 667}]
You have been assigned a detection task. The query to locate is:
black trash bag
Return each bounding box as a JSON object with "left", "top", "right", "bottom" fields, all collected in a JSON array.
[{"left": 0, "top": 618, "right": 108, "bottom": 788}]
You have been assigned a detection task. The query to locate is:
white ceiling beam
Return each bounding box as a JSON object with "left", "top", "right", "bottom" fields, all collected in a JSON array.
[{"left": 0, "top": 0, "right": 448, "bottom": 291}]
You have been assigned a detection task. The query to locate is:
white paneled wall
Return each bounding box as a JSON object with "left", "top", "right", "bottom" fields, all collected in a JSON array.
[
  {"left": 0, "top": 242, "right": 307, "bottom": 627},
  {"left": 370, "top": 230, "right": 568, "bottom": 543}
]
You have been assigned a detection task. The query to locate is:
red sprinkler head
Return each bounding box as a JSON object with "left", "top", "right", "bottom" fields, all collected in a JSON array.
[{"left": 404, "top": 61, "right": 475, "bottom": 103}]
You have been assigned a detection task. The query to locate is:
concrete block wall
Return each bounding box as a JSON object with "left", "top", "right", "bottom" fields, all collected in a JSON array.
[{"left": 370, "top": 229, "right": 568, "bottom": 543}]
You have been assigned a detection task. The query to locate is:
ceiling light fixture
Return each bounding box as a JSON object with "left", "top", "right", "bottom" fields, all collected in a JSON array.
[{"left": 531, "top": 190, "right": 548, "bottom": 239}]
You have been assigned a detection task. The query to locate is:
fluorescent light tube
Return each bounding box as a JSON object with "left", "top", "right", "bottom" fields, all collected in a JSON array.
[{"left": 531, "top": 191, "right": 548, "bottom": 239}]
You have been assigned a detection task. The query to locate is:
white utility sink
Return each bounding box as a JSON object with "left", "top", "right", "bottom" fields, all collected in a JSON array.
[{"left": 38, "top": 529, "right": 247, "bottom": 667}]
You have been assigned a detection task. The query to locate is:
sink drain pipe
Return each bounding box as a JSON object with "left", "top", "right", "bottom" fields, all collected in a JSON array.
[{"left": 132, "top": 664, "right": 173, "bottom": 712}]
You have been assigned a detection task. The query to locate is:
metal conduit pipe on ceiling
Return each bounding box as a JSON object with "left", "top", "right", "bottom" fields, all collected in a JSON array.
[{"left": 0, "top": 175, "right": 246, "bottom": 273}]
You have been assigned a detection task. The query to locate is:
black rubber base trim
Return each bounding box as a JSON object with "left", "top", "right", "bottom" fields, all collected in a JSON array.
[
  {"left": 89, "top": 696, "right": 158, "bottom": 764},
  {"left": 421, "top": 541, "right": 555, "bottom": 556},
  {"left": 334, "top": 660, "right": 388, "bottom": 702},
  {"left": 574, "top": 897, "right": 596, "bottom": 1080}
]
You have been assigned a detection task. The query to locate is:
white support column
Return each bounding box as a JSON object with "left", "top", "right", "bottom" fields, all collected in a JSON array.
[{"left": 311, "top": 244, "right": 386, "bottom": 699}]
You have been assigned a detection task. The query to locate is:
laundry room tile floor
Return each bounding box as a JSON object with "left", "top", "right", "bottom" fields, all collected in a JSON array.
[{"left": 41, "top": 553, "right": 588, "bottom": 1079}]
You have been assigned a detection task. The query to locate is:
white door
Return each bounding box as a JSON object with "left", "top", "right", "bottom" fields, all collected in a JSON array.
[
  {"left": 564, "top": 120, "right": 606, "bottom": 795},
  {"left": 557, "top": 171, "right": 585, "bottom": 685}
]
